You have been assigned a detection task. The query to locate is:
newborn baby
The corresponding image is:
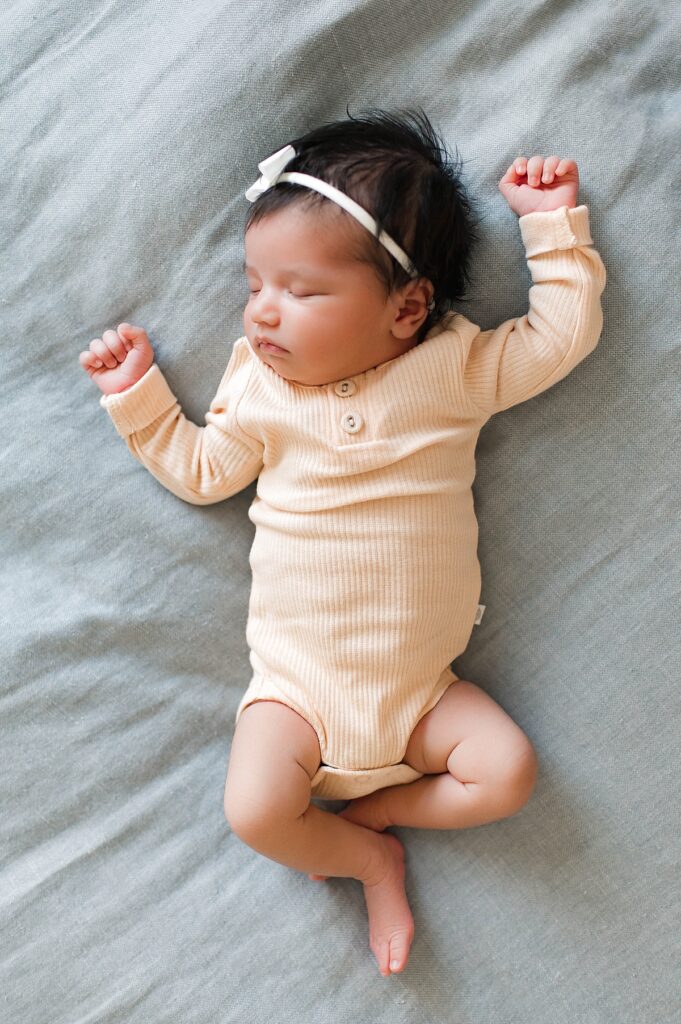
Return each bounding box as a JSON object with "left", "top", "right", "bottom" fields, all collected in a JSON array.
[{"left": 79, "top": 108, "right": 606, "bottom": 978}]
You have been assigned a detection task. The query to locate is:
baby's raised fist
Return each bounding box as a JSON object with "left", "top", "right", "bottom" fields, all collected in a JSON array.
[
  {"left": 498, "top": 155, "right": 580, "bottom": 217},
  {"left": 79, "top": 322, "right": 154, "bottom": 396}
]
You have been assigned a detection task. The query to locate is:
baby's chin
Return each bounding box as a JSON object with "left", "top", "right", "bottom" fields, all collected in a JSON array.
[
  {"left": 280, "top": 369, "right": 335, "bottom": 387},
  {"left": 256, "top": 353, "right": 323, "bottom": 387},
  {"left": 257, "top": 353, "right": 343, "bottom": 388}
]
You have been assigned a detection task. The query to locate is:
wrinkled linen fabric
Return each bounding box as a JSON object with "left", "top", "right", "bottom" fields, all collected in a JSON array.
[{"left": 1, "top": 1, "right": 679, "bottom": 1021}]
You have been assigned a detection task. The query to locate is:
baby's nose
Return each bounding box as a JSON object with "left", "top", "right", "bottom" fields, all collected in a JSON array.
[{"left": 250, "top": 291, "right": 279, "bottom": 324}]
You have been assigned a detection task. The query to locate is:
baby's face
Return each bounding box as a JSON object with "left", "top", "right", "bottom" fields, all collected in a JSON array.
[{"left": 243, "top": 205, "right": 430, "bottom": 387}]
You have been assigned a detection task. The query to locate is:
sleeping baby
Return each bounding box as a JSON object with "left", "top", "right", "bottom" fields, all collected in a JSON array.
[{"left": 78, "top": 107, "right": 606, "bottom": 978}]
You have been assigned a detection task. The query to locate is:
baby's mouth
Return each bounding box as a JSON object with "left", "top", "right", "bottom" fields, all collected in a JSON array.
[{"left": 256, "top": 337, "right": 288, "bottom": 355}]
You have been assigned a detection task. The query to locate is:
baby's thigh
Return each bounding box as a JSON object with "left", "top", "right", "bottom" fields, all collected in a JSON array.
[
  {"left": 223, "top": 700, "right": 322, "bottom": 836},
  {"left": 404, "top": 680, "right": 537, "bottom": 781}
]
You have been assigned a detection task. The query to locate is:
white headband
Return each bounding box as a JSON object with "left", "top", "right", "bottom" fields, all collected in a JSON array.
[{"left": 245, "top": 144, "right": 420, "bottom": 280}]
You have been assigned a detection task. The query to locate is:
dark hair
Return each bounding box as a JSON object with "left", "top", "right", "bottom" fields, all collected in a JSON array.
[{"left": 243, "top": 105, "right": 481, "bottom": 342}]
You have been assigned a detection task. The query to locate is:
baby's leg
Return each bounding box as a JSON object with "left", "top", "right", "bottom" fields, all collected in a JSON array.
[
  {"left": 340, "top": 680, "right": 539, "bottom": 833},
  {"left": 224, "top": 699, "right": 414, "bottom": 976}
]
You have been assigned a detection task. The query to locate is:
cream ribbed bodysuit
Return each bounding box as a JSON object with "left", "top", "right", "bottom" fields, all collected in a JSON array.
[{"left": 100, "top": 205, "right": 606, "bottom": 800}]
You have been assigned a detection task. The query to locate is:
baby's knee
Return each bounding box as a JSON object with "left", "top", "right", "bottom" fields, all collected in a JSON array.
[
  {"left": 224, "top": 786, "right": 277, "bottom": 847},
  {"left": 223, "top": 763, "right": 312, "bottom": 848},
  {"left": 499, "top": 737, "right": 539, "bottom": 815},
  {"left": 224, "top": 699, "right": 320, "bottom": 844}
]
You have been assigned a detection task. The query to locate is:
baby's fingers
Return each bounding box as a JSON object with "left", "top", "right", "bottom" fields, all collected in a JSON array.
[
  {"left": 117, "top": 323, "right": 146, "bottom": 348},
  {"left": 86, "top": 338, "right": 115, "bottom": 369},
  {"left": 540, "top": 156, "right": 561, "bottom": 183},
  {"left": 85, "top": 330, "right": 126, "bottom": 369},
  {"left": 79, "top": 350, "right": 104, "bottom": 372},
  {"left": 105, "top": 328, "right": 133, "bottom": 360},
  {"left": 526, "top": 155, "right": 551, "bottom": 186},
  {"left": 501, "top": 157, "right": 524, "bottom": 182},
  {"left": 555, "top": 158, "right": 578, "bottom": 177}
]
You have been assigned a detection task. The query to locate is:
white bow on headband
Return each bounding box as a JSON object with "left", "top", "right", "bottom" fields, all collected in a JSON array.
[
  {"left": 245, "top": 144, "right": 422, "bottom": 281},
  {"left": 245, "top": 144, "right": 298, "bottom": 202}
]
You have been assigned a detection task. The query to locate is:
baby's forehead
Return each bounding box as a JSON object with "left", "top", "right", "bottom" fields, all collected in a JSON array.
[{"left": 244, "top": 203, "right": 367, "bottom": 271}]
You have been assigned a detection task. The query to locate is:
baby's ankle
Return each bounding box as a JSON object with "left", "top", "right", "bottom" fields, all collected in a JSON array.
[{"left": 361, "top": 832, "right": 398, "bottom": 887}]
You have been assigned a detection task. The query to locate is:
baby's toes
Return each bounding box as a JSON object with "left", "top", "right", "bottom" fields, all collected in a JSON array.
[
  {"left": 387, "top": 929, "right": 413, "bottom": 974},
  {"left": 371, "top": 928, "right": 412, "bottom": 976},
  {"left": 372, "top": 936, "right": 392, "bottom": 976}
]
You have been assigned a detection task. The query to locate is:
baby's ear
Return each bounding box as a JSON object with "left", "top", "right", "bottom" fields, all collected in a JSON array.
[
  {"left": 391, "top": 280, "right": 433, "bottom": 337},
  {"left": 408, "top": 277, "right": 435, "bottom": 314},
  {"left": 396, "top": 275, "right": 430, "bottom": 300},
  {"left": 422, "top": 279, "right": 435, "bottom": 311}
]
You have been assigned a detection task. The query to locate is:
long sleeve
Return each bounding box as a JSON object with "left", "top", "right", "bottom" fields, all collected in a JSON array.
[
  {"left": 99, "top": 341, "right": 264, "bottom": 505},
  {"left": 461, "top": 204, "right": 606, "bottom": 418}
]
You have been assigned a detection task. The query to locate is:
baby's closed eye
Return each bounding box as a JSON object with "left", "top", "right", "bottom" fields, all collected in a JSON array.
[
  {"left": 246, "top": 288, "right": 323, "bottom": 298},
  {"left": 284, "top": 289, "right": 327, "bottom": 299}
]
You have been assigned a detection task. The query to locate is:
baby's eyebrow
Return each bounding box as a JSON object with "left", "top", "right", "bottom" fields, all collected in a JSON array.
[{"left": 242, "top": 261, "right": 319, "bottom": 275}]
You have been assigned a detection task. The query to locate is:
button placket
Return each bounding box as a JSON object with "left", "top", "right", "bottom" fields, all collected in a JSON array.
[{"left": 332, "top": 379, "right": 363, "bottom": 436}]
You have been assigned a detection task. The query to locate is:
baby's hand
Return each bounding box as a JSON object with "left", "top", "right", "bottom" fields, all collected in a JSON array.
[
  {"left": 498, "top": 156, "right": 579, "bottom": 217},
  {"left": 78, "top": 323, "right": 154, "bottom": 395}
]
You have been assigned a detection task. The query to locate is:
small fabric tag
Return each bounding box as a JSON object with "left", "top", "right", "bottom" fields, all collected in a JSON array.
[{"left": 474, "top": 604, "right": 486, "bottom": 625}]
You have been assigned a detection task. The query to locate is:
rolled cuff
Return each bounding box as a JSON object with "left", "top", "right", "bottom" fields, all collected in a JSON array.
[
  {"left": 99, "top": 363, "right": 178, "bottom": 438},
  {"left": 519, "top": 204, "right": 593, "bottom": 257}
]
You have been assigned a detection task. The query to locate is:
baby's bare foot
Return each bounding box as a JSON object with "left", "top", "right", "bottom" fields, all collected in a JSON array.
[
  {"left": 362, "top": 833, "right": 414, "bottom": 976},
  {"left": 308, "top": 834, "right": 414, "bottom": 975}
]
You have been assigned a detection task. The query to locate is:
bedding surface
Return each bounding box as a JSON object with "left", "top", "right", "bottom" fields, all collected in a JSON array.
[{"left": 2, "top": 1, "right": 679, "bottom": 1021}]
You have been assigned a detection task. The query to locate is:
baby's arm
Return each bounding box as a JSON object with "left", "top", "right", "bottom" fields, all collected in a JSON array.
[
  {"left": 78, "top": 324, "right": 263, "bottom": 504},
  {"left": 460, "top": 156, "right": 606, "bottom": 418}
]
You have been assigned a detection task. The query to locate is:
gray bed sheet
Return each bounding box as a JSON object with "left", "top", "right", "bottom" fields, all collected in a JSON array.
[{"left": 2, "top": 1, "right": 679, "bottom": 1021}]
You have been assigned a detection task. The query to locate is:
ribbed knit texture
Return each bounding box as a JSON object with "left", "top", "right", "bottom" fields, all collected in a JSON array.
[{"left": 100, "top": 204, "right": 606, "bottom": 799}]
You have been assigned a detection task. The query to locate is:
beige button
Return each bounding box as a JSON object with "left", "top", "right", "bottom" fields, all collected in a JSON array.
[
  {"left": 340, "top": 411, "right": 363, "bottom": 434},
  {"left": 334, "top": 379, "right": 357, "bottom": 397}
]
